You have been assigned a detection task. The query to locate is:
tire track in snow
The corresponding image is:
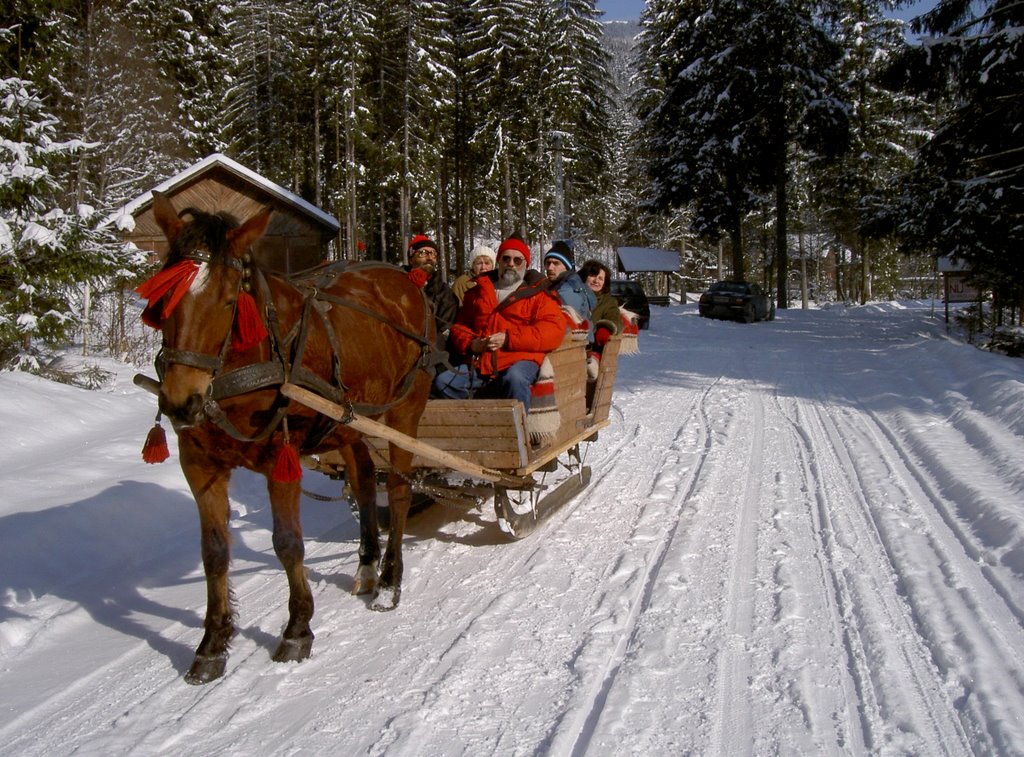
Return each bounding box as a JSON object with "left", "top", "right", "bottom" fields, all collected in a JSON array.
[
  {"left": 552, "top": 380, "right": 717, "bottom": 756},
  {"left": 284, "top": 403, "right": 652, "bottom": 755},
  {"left": 4, "top": 407, "right": 651, "bottom": 755},
  {"left": 866, "top": 400, "right": 1024, "bottom": 625},
  {"left": 770, "top": 393, "right": 872, "bottom": 754},
  {"left": 839, "top": 400, "right": 1024, "bottom": 752},
  {"left": 707, "top": 382, "right": 763, "bottom": 757},
  {"left": 788, "top": 392, "right": 974, "bottom": 755}
]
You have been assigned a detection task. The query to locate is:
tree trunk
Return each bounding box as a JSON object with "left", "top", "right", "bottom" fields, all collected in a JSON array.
[
  {"left": 503, "top": 157, "right": 513, "bottom": 235},
  {"left": 313, "top": 83, "right": 321, "bottom": 209},
  {"left": 799, "top": 230, "right": 809, "bottom": 309},
  {"left": 860, "top": 236, "right": 871, "bottom": 304},
  {"left": 775, "top": 150, "right": 789, "bottom": 310},
  {"left": 729, "top": 209, "right": 744, "bottom": 281},
  {"left": 400, "top": 13, "right": 412, "bottom": 248},
  {"left": 347, "top": 69, "right": 358, "bottom": 260}
]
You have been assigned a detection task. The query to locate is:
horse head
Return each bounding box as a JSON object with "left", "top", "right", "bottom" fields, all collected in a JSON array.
[{"left": 143, "top": 191, "right": 272, "bottom": 429}]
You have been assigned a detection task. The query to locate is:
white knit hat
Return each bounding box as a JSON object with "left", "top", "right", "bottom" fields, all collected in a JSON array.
[{"left": 470, "top": 245, "right": 496, "bottom": 267}]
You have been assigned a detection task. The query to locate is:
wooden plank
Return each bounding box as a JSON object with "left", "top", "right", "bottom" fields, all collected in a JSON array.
[
  {"left": 280, "top": 383, "right": 530, "bottom": 486},
  {"left": 411, "top": 425, "right": 521, "bottom": 440},
  {"left": 515, "top": 418, "right": 610, "bottom": 475},
  {"left": 367, "top": 435, "right": 523, "bottom": 453},
  {"left": 589, "top": 336, "right": 621, "bottom": 425}
]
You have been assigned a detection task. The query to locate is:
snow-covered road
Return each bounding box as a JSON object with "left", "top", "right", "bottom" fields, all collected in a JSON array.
[{"left": 2, "top": 301, "right": 1023, "bottom": 755}]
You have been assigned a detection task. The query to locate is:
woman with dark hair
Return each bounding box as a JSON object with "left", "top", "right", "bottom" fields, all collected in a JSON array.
[
  {"left": 580, "top": 259, "right": 640, "bottom": 370},
  {"left": 579, "top": 260, "right": 619, "bottom": 332}
]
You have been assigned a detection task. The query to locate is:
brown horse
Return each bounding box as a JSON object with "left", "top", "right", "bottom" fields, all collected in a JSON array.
[{"left": 140, "top": 191, "right": 434, "bottom": 684}]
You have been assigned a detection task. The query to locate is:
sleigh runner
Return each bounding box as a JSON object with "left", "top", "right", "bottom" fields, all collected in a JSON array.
[{"left": 292, "top": 332, "right": 622, "bottom": 538}]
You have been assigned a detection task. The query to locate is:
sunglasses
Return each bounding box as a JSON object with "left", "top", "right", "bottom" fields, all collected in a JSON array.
[
  {"left": 500, "top": 255, "right": 527, "bottom": 266},
  {"left": 412, "top": 248, "right": 438, "bottom": 258}
]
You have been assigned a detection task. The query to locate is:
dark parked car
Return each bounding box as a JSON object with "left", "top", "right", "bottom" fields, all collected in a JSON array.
[
  {"left": 698, "top": 281, "right": 775, "bottom": 322},
  {"left": 610, "top": 279, "right": 651, "bottom": 329}
]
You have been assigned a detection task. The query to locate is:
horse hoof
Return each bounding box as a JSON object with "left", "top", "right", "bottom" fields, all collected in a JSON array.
[
  {"left": 370, "top": 586, "right": 401, "bottom": 611},
  {"left": 185, "top": 653, "right": 227, "bottom": 685},
  {"left": 352, "top": 565, "right": 378, "bottom": 596},
  {"left": 273, "top": 634, "right": 313, "bottom": 663}
]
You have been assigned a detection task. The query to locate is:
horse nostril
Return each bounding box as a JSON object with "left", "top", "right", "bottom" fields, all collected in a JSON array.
[
  {"left": 185, "top": 393, "right": 205, "bottom": 423},
  {"left": 159, "top": 393, "right": 207, "bottom": 428}
]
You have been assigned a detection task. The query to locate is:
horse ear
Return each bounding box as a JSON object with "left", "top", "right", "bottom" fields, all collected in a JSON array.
[
  {"left": 226, "top": 207, "right": 273, "bottom": 259},
  {"left": 151, "top": 191, "right": 184, "bottom": 246}
]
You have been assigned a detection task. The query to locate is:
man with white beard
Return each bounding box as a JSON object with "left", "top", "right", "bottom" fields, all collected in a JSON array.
[{"left": 434, "top": 236, "right": 566, "bottom": 409}]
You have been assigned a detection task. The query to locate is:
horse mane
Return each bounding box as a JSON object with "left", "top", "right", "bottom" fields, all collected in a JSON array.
[{"left": 166, "top": 207, "right": 241, "bottom": 266}]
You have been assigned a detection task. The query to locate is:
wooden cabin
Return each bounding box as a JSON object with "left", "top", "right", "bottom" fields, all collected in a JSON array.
[{"left": 111, "top": 153, "right": 340, "bottom": 273}]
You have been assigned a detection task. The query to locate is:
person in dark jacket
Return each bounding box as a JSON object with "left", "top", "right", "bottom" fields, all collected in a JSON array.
[
  {"left": 580, "top": 258, "right": 640, "bottom": 368},
  {"left": 404, "top": 234, "right": 459, "bottom": 354},
  {"left": 580, "top": 259, "right": 621, "bottom": 343}
]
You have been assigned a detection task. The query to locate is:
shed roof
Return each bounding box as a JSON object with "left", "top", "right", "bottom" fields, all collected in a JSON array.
[
  {"left": 106, "top": 153, "right": 341, "bottom": 273},
  {"left": 616, "top": 247, "right": 679, "bottom": 273},
  {"left": 105, "top": 152, "right": 339, "bottom": 234},
  {"left": 937, "top": 255, "right": 969, "bottom": 273}
]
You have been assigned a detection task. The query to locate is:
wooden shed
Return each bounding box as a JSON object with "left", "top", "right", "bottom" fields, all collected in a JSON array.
[
  {"left": 110, "top": 153, "right": 340, "bottom": 273},
  {"left": 616, "top": 246, "right": 679, "bottom": 306}
]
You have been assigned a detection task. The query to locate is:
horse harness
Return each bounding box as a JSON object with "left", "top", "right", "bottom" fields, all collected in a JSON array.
[{"left": 156, "top": 253, "right": 440, "bottom": 445}]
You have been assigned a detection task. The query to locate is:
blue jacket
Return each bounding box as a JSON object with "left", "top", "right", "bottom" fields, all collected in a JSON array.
[{"left": 550, "top": 271, "right": 597, "bottom": 341}]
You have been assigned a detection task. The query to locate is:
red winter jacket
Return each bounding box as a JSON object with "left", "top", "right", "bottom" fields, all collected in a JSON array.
[{"left": 449, "top": 271, "right": 567, "bottom": 376}]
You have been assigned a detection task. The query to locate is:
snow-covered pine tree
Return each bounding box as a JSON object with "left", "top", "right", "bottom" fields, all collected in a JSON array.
[
  {"left": 223, "top": 0, "right": 304, "bottom": 181},
  {"left": 317, "top": 0, "right": 377, "bottom": 261},
  {"left": 636, "top": 0, "right": 764, "bottom": 282},
  {"left": 126, "top": 0, "right": 232, "bottom": 158},
  {"left": 809, "top": 0, "right": 932, "bottom": 303},
  {"left": 56, "top": 2, "right": 185, "bottom": 210},
  {"left": 543, "top": 0, "right": 617, "bottom": 251},
  {"left": 637, "top": 0, "right": 848, "bottom": 297},
  {"left": 0, "top": 78, "right": 140, "bottom": 370},
  {"left": 430, "top": 0, "right": 491, "bottom": 271},
  {"left": 888, "top": 0, "right": 1023, "bottom": 314}
]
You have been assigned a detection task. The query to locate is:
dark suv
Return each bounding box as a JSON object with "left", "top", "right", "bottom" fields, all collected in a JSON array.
[
  {"left": 698, "top": 281, "right": 775, "bottom": 322},
  {"left": 609, "top": 280, "right": 651, "bottom": 330}
]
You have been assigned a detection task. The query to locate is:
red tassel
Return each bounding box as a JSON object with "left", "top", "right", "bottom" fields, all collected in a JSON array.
[
  {"left": 232, "top": 290, "right": 269, "bottom": 351},
  {"left": 142, "top": 424, "right": 170, "bottom": 464},
  {"left": 272, "top": 445, "right": 302, "bottom": 483},
  {"left": 136, "top": 260, "right": 200, "bottom": 328},
  {"left": 407, "top": 268, "right": 428, "bottom": 288}
]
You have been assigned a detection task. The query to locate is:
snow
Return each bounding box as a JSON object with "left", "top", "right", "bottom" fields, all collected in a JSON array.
[{"left": 2, "top": 300, "right": 1024, "bottom": 755}]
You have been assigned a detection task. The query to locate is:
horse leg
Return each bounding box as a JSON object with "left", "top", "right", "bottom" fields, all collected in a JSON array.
[
  {"left": 342, "top": 443, "right": 381, "bottom": 596},
  {"left": 267, "top": 478, "right": 315, "bottom": 664},
  {"left": 180, "top": 450, "right": 236, "bottom": 685},
  {"left": 371, "top": 373, "right": 431, "bottom": 611},
  {"left": 371, "top": 455, "right": 413, "bottom": 611}
]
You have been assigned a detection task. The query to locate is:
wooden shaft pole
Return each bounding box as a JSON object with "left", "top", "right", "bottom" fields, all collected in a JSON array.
[{"left": 280, "top": 383, "right": 530, "bottom": 488}]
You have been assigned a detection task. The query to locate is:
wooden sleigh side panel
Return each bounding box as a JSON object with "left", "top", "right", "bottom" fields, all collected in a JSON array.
[
  {"left": 366, "top": 399, "right": 529, "bottom": 470},
  {"left": 306, "top": 334, "right": 621, "bottom": 479}
]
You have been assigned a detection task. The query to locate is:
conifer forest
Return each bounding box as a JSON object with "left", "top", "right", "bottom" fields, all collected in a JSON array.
[{"left": 0, "top": 0, "right": 1020, "bottom": 368}]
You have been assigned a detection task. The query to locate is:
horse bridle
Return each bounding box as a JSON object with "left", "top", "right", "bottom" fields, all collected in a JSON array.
[{"left": 155, "top": 249, "right": 247, "bottom": 380}]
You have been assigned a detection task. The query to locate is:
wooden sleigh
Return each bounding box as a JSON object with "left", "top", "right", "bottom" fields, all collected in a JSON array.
[{"left": 289, "top": 333, "right": 621, "bottom": 538}]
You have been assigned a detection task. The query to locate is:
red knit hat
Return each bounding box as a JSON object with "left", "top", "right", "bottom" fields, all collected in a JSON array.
[
  {"left": 408, "top": 234, "right": 437, "bottom": 258},
  {"left": 498, "top": 237, "right": 531, "bottom": 266}
]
